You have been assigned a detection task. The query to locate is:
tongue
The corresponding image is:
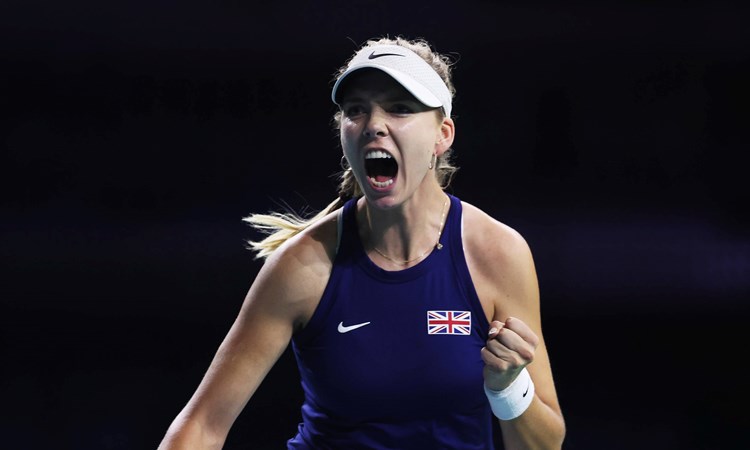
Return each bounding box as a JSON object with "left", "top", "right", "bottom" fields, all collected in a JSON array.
[{"left": 374, "top": 175, "right": 393, "bottom": 182}]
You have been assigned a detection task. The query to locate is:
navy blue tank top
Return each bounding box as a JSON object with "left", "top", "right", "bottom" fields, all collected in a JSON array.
[{"left": 288, "top": 194, "right": 494, "bottom": 449}]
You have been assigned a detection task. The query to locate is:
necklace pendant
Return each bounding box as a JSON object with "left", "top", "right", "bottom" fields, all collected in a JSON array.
[{"left": 436, "top": 243, "right": 443, "bottom": 250}]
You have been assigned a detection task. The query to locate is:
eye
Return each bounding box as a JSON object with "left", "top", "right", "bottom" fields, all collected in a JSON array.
[
  {"left": 390, "top": 103, "right": 414, "bottom": 114},
  {"left": 343, "top": 104, "right": 366, "bottom": 117}
]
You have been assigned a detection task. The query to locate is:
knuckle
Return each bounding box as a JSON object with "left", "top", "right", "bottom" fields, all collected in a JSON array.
[
  {"left": 510, "top": 354, "right": 525, "bottom": 367},
  {"left": 517, "top": 347, "right": 535, "bottom": 363},
  {"left": 480, "top": 347, "right": 493, "bottom": 363},
  {"left": 487, "top": 360, "right": 508, "bottom": 373}
]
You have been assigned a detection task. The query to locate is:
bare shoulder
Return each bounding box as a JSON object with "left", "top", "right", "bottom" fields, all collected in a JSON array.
[
  {"left": 247, "top": 209, "right": 341, "bottom": 330},
  {"left": 460, "top": 201, "right": 539, "bottom": 321},
  {"left": 263, "top": 209, "right": 339, "bottom": 282},
  {"left": 461, "top": 202, "right": 534, "bottom": 269}
]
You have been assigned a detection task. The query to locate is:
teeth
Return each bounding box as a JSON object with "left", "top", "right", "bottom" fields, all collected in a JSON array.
[
  {"left": 365, "top": 150, "right": 392, "bottom": 159},
  {"left": 369, "top": 177, "right": 394, "bottom": 188}
]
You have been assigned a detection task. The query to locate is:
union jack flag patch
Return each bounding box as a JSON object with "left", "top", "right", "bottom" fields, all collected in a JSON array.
[{"left": 427, "top": 310, "right": 471, "bottom": 335}]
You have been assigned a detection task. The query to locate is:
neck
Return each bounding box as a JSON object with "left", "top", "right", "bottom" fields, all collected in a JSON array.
[{"left": 358, "top": 187, "right": 449, "bottom": 268}]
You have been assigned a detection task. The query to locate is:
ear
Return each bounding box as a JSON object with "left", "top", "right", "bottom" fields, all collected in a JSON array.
[{"left": 434, "top": 116, "right": 455, "bottom": 156}]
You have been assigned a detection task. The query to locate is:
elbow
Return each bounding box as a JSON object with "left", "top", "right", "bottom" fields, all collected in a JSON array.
[{"left": 550, "top": 411, "right": 567, "bottom": 450}]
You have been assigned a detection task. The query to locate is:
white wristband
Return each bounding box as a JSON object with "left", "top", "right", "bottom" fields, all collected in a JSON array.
[{"left": 484, "top": 367, "right": 535, "bottom": 420}]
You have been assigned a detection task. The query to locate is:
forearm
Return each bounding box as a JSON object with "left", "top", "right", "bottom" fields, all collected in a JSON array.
[
  {"left": 498, "top": 395, "right": 566, "bottom": 450},
  {"left": 158, "top": 413, "right": 226, "bottom": 450}
]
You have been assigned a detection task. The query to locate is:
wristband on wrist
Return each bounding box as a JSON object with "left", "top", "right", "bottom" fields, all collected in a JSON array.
[{"left": 484, "top": 367, "right": 535, "bottom": 420}]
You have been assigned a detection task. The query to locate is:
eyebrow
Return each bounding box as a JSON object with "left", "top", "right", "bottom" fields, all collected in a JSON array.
[{"left": 340, "top": 93, "right": 417, "bottom": 104}]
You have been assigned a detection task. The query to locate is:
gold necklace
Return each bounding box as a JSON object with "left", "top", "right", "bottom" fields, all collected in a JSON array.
[{"left": 371, "top": 196, "right": 449, "bottom": 266}]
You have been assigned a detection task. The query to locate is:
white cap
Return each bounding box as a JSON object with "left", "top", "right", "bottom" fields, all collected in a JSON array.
[{"left": 331, "top": 44, "right": 453, "bottom": 118}]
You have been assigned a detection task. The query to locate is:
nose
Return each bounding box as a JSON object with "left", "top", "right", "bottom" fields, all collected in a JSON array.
[{"left": 363, "top": 108, "right": 388, "bottom": 139}]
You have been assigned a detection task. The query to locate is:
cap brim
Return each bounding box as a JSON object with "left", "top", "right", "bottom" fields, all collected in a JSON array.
[{"left": 332, "top": 65, "right": 443, "bottom": 109}]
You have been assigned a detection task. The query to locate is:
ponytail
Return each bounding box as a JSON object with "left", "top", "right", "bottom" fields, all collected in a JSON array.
[{"left": 243, "top": 167, "right": 360, "bottom": 259}]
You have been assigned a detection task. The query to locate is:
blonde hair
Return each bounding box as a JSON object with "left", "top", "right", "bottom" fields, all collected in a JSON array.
[{"left": 244, "top": 37, "right": 459, "bottom": 259}]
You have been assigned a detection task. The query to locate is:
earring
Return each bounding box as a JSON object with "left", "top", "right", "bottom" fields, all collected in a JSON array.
[
  {"left": 428, "top": 154, "right": 436, "bottom": 170},
  {"left": 340, "top": 155, "right": 349, "bottom": 170}
]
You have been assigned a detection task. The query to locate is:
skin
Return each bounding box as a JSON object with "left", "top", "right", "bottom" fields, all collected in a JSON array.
[
  {"left": 338, "top": 70, "right": 455, "bottom": 261},
  {"left": 158, "top": 69, "right": 565, "bottom": 450}
]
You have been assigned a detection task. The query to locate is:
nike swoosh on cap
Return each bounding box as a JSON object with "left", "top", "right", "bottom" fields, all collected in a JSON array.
[
  {"left": 337, "top": 321, "right": 371, "bottom": 333},
  {"left": 368, "top": 51, "right": 405, "bottom": 59}
]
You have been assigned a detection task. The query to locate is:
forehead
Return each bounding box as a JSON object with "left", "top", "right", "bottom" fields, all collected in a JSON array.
[{"left": 337, "top": 69, "right": 418, "bottom": 103}]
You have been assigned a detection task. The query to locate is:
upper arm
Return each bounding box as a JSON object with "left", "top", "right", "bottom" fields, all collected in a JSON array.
[
  {"left": 462, "top": 204, "right": 562, "bottom": 416},
  {"left": 176, "top": 216, "right": 337, "bottom": 442}
]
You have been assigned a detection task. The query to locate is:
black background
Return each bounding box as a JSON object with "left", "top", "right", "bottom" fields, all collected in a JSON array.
[{"left": 2, "top": 1, "right": 749, "bottom": 449}]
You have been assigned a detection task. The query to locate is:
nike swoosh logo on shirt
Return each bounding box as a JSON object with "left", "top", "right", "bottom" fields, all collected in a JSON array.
[{"left": 337, "top": 321, "right": 371, "bottom": 333}]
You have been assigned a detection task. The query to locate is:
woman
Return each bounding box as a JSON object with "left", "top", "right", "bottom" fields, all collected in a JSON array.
[{"left": 159, "top": 37, "right": 565, "bottom": 449}]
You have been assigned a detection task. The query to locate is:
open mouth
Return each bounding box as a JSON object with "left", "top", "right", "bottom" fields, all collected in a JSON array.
[{"left": 365, "top": 150, "right": 398, "bottom": 188}]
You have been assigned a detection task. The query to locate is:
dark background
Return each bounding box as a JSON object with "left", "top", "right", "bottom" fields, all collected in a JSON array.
[{"left": 2, "top": 1, "right": 749, "bottom": 449}]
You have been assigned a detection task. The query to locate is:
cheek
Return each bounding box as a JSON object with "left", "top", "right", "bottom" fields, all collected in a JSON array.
[
  {"left": 340, "top": 127, "right": 363, "bottom": 176},
  {"left": 340, "top": 130, "right": 355, "bottom": 158},
  {"left": 398, "top": 120, "right": 439, "bottom": 148},
  {"left": 340, "top": 123, "right": 358, "bottom": 147}
]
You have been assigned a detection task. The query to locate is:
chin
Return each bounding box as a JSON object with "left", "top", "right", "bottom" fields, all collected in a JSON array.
[{"left": 364, "top": 193, "right": 401, "bottom": 210}]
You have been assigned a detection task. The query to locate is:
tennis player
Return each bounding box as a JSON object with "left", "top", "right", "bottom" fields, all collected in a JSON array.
[{"left": 159, "top": 36, "right": 565, "bottom": 449}]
